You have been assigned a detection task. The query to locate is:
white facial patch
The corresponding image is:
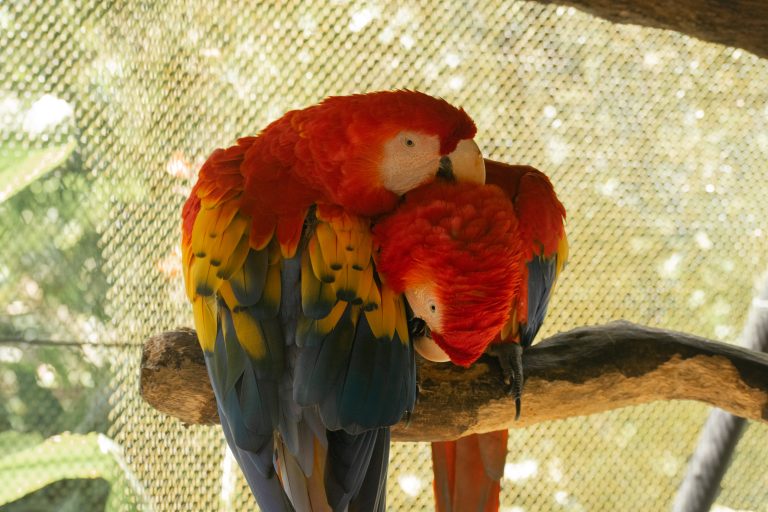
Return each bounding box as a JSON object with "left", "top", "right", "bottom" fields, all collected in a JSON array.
[
  {"left": 379, "top": 131, "right": 441, "bottom": 195},
  {"left": 407, "top": 285, "right": 450, "bottom": 362},
  {"left": 405, "top": 284, "right": 443, "bottom": 332}
]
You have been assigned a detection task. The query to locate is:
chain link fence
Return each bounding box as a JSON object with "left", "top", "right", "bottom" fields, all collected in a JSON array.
[{"left": 1, "top": 1, "right": 767, "bottom": 510}]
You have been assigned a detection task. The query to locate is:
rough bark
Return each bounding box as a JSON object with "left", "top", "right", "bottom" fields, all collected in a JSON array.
[
  {"left": 539, "top": 0, "right": 768, "bottom": 59},
  {"left": 140, "top": 321, "right": 768, "bottom": 441},
  {"left": 140, "top": 327, "right": 219, "bottom": 426}
]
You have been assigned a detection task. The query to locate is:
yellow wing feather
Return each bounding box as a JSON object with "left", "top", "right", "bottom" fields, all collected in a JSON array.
[
  {"left": 555, "top": 232, "right": 569, "bottom": 281},
  {"left": 209, "top": 214, "right": 249, "bottom": 267},
  {"left": 186, "top": 193, "right": 410, "bottom": 354},
  {"left": 192, "top": 295, "right": 217, "bottom": 351},
  {"left": 315, "top": 301, "right": 348, "bottom": 337},
  {"left": 191, "top": 199, "right": 239, "bottom": 257},
  {"left": 308, "top": 236, "right": 335, "bottom": 283},
  {"left": 190, "top": 253, "right": 223, "bottom": 297},
  {"left": 313, "top": 209, "right": 376, "bottom": 303},
  {"left": 301, "top": 248, "right": 337, "bottom": 317},
  {"left": 303, "top": 208, "right": 409, "bottom": 345},
  {"left": 231, "top": 308, "right": 268, "bottom": 359},
  {"left": 314, "top": 222, "right": 343, "bottom": 270},
  {"left": 259, "top": 246, "right": 282, "bottom": 318},
  {"left": 217, "top": 233, "right": 250, "bottom": 280},
  {"left": 185, "top": 190, "right": 286, "bottom": 357}
]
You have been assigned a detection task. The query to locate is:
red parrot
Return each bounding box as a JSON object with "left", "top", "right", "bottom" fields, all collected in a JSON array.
[
  {"left": 373, "top": 160, "right": 567, "bottom": 511},
  {"left": 180, "top": 90, "right": 486, "bottom": 511}
]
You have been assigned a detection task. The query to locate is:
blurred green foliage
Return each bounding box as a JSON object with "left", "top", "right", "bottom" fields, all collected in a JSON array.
[
  {"left": 0, "top": 432, "right": 141, "bottom": 511},
  {"left": 0, "top": 116, "right": 138, "bottom": 510}
]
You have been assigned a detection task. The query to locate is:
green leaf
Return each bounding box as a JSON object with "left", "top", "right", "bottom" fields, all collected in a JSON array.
[
  {"left": 0, "top": 432, "right": 147, "bottom": 510},
  {"left": 0, "top": 431, "right": 44, "bottom": 459},
  {"left": 0, "top": 140, "right": 77, "bottom": 203}
]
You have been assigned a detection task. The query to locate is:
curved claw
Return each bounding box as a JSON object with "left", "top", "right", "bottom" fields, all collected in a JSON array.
[{"left": 488, "top": 342, "right": 524, "bottom": 420}]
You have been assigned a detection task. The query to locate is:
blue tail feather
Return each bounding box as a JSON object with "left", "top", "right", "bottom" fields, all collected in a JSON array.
[
  {"left": 520, "top": 256, "right": 558, "bottom": 348},
  {"left": 348, "top": 428, "right": 389, "bottom": 512},
  {"left": 324, "top": 428, "right": 389, "bottom": 512},
  {"left": 336, "top": 312, "right": 415, "bottom": 431},
  {"left": 217, "top": 400, "right": 293, "bottom": 511},
  {"left": 294, "top": 304, "right": 416, "bottom": 434},
  {"left": 293, "top": 306, "right": 356, "bottom": 406}
]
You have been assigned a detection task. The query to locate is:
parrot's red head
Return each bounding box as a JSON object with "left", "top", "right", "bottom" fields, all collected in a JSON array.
[
  {"left": 284, "top": 90, "right": 485, "bottom": 216},
  {"left": 373, "top": 181, "right": 523, "bottom": 366}
]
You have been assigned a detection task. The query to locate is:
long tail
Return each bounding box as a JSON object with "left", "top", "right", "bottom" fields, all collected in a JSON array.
[
  {"left": 431, "top": 430, "right": 508, "bottom": 512},
  {"left": 274, "top": 423, "right": 390, "bottom": 512}
]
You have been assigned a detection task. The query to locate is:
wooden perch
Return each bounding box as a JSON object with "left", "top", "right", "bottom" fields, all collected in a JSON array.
[
  {"left": 141, "top": 327, "right": 219, "bottom": 426},
  {"left": 140, "top": 321, "right": 768, "bottom": 441},
  {"left": 540, "top": 0, "right": 768, "bottom": 59}
]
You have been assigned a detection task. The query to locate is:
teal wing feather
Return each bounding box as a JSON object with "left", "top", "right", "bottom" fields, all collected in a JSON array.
[
  {"left": 293, "top": 210, "right": 417, "bottom": 433},
  {"left": 204, "top": 244, "right": 284, "bottom": 473},
  {"left": 185, "top": 185, "right": 414, "bottom": 510}
]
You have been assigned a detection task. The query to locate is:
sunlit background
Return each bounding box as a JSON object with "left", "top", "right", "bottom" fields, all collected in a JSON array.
[{"left": 1, "top": 1, "right": 767, "bottom": 510}]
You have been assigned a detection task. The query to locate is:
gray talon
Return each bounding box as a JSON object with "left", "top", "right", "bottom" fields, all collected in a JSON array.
[{"left": 489, "top": 343, "right": 524, "bottom": 420}]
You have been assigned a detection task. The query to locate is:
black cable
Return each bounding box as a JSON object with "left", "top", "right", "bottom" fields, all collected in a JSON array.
[
  {"left": 673, "top": 279, "right": 768, "bottom": 512},
  {"left": 0, "top": 337, "right": 135, "bottom": 347}
]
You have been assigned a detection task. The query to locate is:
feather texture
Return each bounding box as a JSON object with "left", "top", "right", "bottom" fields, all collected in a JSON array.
[
  {"left": 373, "top": 180, "right": 523, "bottom": 366},
  {"left": 181, "top": 90, "right": 480, "bottom": 511},
  {"left": 432, "top": 432, "right": 508, "bottom": 512},
  {"left": 295, "top": 212, "right": 416, "bottom": 434},
  {"left": 413, "top": 161, "right": 567, "bottom": 512}
]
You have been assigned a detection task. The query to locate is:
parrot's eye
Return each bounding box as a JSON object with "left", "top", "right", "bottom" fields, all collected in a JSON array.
[
  {"left": 404, "top": 286, "right": 443, "bottom": 333},
  {"left": 380, "top": 131, "right": 440, "bottom": 194}
]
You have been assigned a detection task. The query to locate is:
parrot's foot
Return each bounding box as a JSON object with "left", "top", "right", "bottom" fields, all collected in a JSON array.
[{"left": 487, "top": 343, "right": 524, "bottom": 420}]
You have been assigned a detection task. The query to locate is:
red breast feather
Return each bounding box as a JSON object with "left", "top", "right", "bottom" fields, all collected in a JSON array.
[
  {"left": 374, "top": 181, "right": 523, "bottom": 366},
  {"left": 485, "top": 161, "right": 566, "bottom": 259}
]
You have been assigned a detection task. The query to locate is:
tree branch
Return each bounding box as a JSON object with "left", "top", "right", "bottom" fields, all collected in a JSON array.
[
  {"left": 538, "top": 0, "right": 768, "bottom": 60},
  {"left": 140, "top": 328, "right": 219, "bottom": 426},
  {"left": 140, "top": 321, "right": 768, "bottom": 441}
]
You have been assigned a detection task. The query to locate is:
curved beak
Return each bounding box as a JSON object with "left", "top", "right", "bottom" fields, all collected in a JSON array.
[
  {"left": 439, "top": 138, "right": 485, "bottom": 184},
  {"left": 414, "top": 333, "right": 451, "bottom": 362}
]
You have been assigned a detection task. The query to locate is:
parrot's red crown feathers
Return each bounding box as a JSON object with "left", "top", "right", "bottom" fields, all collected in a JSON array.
[
  {"left": 374, "top": 181, "right": 523, "bottom": 366},
  {"left": 314, "top": 90, "right": 477, "bottom": 155}
]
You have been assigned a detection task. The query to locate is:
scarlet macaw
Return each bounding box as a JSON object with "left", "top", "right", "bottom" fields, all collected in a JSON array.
[
  {"left": 373, "top": 160, "right": 567, "bottom": 511},
  {"left": 181, "top": 90, "right": 486, "bottom": 511}
]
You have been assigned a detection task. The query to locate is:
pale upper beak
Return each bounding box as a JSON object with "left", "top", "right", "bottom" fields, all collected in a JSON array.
[
  {"left": 414, "top": 334, "right": 451, "bottom": 362},
  {"left": 445, "top": 138, "right": 485, "bottom": 184}
]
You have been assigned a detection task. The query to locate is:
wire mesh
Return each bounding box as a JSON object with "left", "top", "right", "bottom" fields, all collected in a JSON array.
[{"left": 1, "top": 0, "right": 767, "bottom": 510}]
